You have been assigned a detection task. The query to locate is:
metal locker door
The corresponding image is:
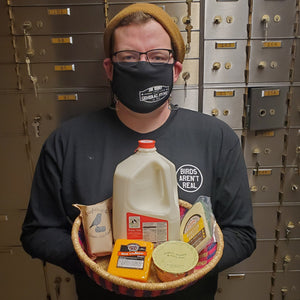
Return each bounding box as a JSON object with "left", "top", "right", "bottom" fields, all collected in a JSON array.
[
  {"left": 0, "top": 247, "right": 47, "bottom": 300},
  {"left": 252, "top": 205, "right": 279, "bottom": 239},
  {"left": 0, "top": 2, "right": 11, "bottom": 35},
  {"left": 289, "top": 86, "right": 300, "bottom": 127},
  {"left": 293, "top": 39, "right": 300, "bottom": 82},
  {"left": 0, "top": 37, "right": 15, "bottom": 64},
  {"left": 10, "top": 0, "right": 102, "bottom": 4},
  {"left": 0, "top": 93, "right": 24, "bottom": 136},
  {"left": 0, "top": 209, "right": 26, "bottom": 246},
  {"left": 277, "top": 204, "right": 300, "bottom": 239},
  {"left": 24, "top": 90, "right": 111, "bottom": 165},
  {"left": 176, "top": 59, "right": 199, "bottom": 86},
  {"left": 15, "top": 34, "right": 105, "bottom": 63},
  {"left": 251, "top": 0, "right": 297, "bottom": 39},
  {"left": 0, "top": 65, "right": 18, "bottom": 90},
  {"left": 285, "top": 128, "right": 300, "bottom": 166},
  {"left": 182, "top": 31, "right": 200, "bottom": 59},
  {"left": 171, "top": 87, "right": 199, "bottom": 111},
  {"left": 11, "top": 5, "right": 105, "bottom": 35},
  {"left": 45, "top": 263, "right": 78, "bottom": 300},
  {"left": 0, "top": 136, "right": 32, "bottom": 209},
  {"left": 19, "top": 61, "right": 109, "bottom": 90},
  {"left": 282, "top": 167, "right": 300, "bottom": 203},
  {"left": 248, "top": 168, "right": 282, "bottom": 203},
  {"left": 203, "top": 40, "right": 247, "bottom": 84},
  {"left": 248, "top": 39, "right": 293, "bottom": 83},
  {"left": 204, "top": 0, "right": 249, "bottom": 39},
  {"left": 272, "top": 272, "right": 300, "bottom": 300},
  {"left": 276, "top": 240, "right": 300, "bottom": 271},
  {"left": 216, "top": 272, "right": 271, "bottom": 300},
  {"left": 24, "top": 90, "right": 111, "bottom": 134},
  {"left": 247, "top": 87, "right": 288, "bottom": 131},
  {"left": 202, "top": 88, "right": 244, "bottom": 129},
  {"left": 227, "top": 240, "right": 274, "bottom": 272},
  {"left": 244, "top": 130, "right": 285, "bottom": 167}
]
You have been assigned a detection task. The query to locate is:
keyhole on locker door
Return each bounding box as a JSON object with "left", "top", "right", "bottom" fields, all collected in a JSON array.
[{"left": 226, "top": 16, "right": 233, "bottom": 24}]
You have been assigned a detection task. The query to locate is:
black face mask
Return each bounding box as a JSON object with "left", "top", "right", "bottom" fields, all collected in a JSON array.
[{"left": 111, "top": 61, "right": 174, "bottom": 113}]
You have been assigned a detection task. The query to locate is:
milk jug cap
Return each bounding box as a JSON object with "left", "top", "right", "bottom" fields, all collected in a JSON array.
[{"left": 138, "top": 140, "right": 156, "bottom": 149}]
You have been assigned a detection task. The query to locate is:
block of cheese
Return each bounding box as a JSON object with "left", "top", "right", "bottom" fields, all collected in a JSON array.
[
  {"left": 180, "top": 201, "right": 212, "bottom": 253},
  {"left": 107, "top": 239, "right": 154, "bottom": 282}
]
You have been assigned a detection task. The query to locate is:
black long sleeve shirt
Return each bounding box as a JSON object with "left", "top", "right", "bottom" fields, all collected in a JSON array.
[{"left": 21, "top": 107, "right": 256, "bottom": 297}]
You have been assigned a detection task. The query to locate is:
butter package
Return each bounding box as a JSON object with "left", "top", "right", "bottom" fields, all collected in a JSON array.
[
  {"left": 107, "top": 239, "right": 154, "bottom": 282},
  {"left": 73, "top": 198, "right": 113, "bottom": 259},
  {"left": 180, "top": 196, "right": 215, "bottom": 253}
]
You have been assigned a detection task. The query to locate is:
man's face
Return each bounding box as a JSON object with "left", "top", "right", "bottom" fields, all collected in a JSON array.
[{"left": 103, "top": 20, "right": 182, "bottom": 82}]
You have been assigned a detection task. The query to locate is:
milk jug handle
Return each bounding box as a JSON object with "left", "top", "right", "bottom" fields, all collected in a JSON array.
[{"left": 160, "top": 163, "right": 176, "bottom": 207}]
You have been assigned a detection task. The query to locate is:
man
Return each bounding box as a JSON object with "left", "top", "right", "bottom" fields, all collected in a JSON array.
[{"left": 21, "top": 3, "right": 256, "bottom": 299}]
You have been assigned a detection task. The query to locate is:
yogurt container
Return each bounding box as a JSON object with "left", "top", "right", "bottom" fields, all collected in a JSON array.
[{"left": 152, "top": 241, "right": 199, "bottom": 282}]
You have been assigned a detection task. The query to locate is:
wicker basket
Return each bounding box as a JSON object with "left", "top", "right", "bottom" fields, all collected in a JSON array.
[{"left": 71, "top": 200, "right": 224, "bottom": 297}]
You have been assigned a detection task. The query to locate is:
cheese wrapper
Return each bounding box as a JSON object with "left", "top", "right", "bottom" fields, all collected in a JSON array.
[
  {"left": 107, "top": 239, "right": 154, "bottom": 282},
  {"left": 73, "top": 198, "right": 113, "bottom": 259},
  {"left": 180, "top": 196, "right": 215, "bottom": 253}
]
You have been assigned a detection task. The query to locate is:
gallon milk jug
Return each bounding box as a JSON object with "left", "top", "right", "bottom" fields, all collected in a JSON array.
[{"left": 112, "top": 140, "right": 180, "bottom": 246}]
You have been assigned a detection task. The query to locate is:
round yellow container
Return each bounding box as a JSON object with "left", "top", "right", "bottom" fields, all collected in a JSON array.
[{"left": 152, "top": 241, "right": 199, "bottom": 282}]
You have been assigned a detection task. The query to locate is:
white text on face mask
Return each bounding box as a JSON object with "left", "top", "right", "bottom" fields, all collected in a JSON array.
[{"left": 139, "top": 86, "right": 169, "bottom": 103}]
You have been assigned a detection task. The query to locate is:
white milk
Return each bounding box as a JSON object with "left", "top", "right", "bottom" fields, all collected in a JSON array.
[{"left": 112, "top": 140, "right": 180, "bottom": 246}]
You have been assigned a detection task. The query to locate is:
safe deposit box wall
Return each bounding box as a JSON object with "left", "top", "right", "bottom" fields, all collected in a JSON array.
[{"left": 0, "top": 0, "right": 299, "bottom": 299}]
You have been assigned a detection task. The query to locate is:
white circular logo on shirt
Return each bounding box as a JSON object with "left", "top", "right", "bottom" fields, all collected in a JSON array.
[{"left": 176, "top": 164, "right": 203, "bottom": 193}]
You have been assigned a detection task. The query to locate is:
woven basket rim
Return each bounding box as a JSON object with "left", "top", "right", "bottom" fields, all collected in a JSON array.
[{"left": 71, "top": 199, "right": 224, "bottom": 291}]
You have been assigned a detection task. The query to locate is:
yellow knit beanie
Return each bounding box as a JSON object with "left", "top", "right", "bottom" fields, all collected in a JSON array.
[{"left": 103, "top": 3, "right": 185, "bottom": 63}]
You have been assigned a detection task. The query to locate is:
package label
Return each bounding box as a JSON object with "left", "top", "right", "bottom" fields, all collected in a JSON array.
[
  {"left": 127, "top": 213, "right": 168, "bottom": 245},
  {"left": 182, "top": 214, "right": 207, "bottom": 248},
  {"left": 117, "top": 243, "right": 146, "bottom": 270}
]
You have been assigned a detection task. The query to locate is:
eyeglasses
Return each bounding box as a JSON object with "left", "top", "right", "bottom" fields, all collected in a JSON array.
[{"left": 112, "top": 49, "right": 174, "bottom": 65}]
